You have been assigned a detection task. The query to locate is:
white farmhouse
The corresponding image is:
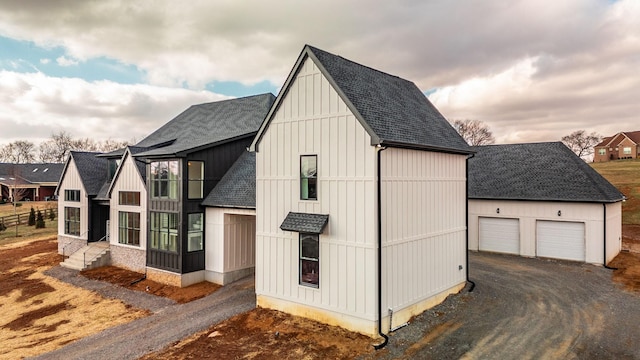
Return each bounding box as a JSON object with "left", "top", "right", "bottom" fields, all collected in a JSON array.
[{"left": 250, "top": 45, "right": 472, "bottom": 338}]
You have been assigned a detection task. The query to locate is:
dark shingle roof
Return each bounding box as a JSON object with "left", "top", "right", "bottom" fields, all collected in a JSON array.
[
  {"left": 69, "top": 152, "right": 108, "bottom": 196},
  {"left": 280, "top": 212, "right": 329, "bottom": 234},
  {"left": 254, "top": 45, "right": 470, "bottom": 154},
  {"left": 0, "top": 163, "right": 63, "bottom": 184},
  {"left": 468, "top": 142, "right": 625, "bottom": 203},
  {"left": 202, "top": 151, "right": 256, "bottom": 208},
  {"left": 134, "top": 93, "right": 275, "bottom": 158}
]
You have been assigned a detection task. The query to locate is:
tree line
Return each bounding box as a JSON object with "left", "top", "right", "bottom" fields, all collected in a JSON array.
[
  {"left": 452, "top": 119, "right": 601, "bottom": 160},
  {"left": 0, "top": 131, "right": 131, "bottom": 164},
  {"left": 1, "top": 123, "right": 601, "bottom": 164}
]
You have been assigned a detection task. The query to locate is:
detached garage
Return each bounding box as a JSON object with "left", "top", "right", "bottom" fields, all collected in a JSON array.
[{"left": 468, "top": 142, "right": 625, "bottom": 265}]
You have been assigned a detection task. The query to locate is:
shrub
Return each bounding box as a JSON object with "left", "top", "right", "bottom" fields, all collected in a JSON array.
[
  {"left": 36, "top": 210, "right": 45, "bottom": 229},
  {"left": 49, "top": 208, "right": 56, "bottom": 221},
  {"left": 0, "top": 220, "right": 6, "bottom": 232},
  {"left": 28, "top": 207, "right": 36, "bottom": 226}
]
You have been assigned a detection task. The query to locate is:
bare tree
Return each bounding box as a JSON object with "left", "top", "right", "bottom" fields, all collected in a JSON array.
[
  {"left": 561, "top": 130, "right": 602, "bottom": 160},
  {"left": 452, "top": 119, "right": 496, "bottom": 146},
  {"left": 37, "top": 131, "right": 74, "bottom": 163},
  {"left": 99, "top": 138, "right": 130, "bottom": 152},
  {"left": 0, "top": 141, "right": 36, "bottom": 163},
  {"left": 7, "top": 165, "right": 31, "bottom": 236}
]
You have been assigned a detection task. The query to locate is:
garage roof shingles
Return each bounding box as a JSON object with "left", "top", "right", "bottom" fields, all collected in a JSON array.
[{"left": 469, "top": 142, "right": 624, "bottom": 203}]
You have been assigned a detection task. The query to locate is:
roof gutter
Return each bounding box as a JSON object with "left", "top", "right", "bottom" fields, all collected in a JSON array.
[
  {"left": 374, "top": 145, "right": 388, "bottom": 350},
  {"left": 466, "top": 153, "right": 476, "bottom": 292},
  {"left": 379, "top": 140, "right": 473, "bottom": 156}
]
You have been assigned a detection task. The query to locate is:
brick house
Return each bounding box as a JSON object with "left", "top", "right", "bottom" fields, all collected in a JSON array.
[{"left": 593, "top": 131, "right": 640, "bottom": 162}]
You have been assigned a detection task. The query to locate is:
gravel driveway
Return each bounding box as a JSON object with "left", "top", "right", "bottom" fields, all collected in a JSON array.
[
  {"left": 29, "top": 272, "right": 255, "bottom": 360},
  {"left": 368, "top": 252, "right": 640, "bottom": 359}
]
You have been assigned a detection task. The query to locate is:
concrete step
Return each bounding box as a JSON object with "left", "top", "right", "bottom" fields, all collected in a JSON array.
[{"left": 60, "top": 242, "right": 110, "bottom": 271}]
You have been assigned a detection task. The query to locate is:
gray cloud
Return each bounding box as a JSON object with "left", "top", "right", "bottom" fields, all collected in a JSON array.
[{"left": 0, "top": 0, "right": 638, "bottom": 145}]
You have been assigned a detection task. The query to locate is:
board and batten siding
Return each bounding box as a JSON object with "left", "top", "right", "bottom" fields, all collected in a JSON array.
[
  {"left": 109, "top": 153, "right": 147, "bottom": 272},
  {"left": 205, "top": 207, "right": 256, "bottom": 285},
  {"left": 57, "top": 159, "right": 89, "bottom": 255},
  {"left": 255, "top": 57, "right": 379, "bottom": 333},
  {"left": 381, "top": 148, "right": 467, "bottom": 321},
  {"left": 469, "top": 200, "right": 622, "bottom": 264}
]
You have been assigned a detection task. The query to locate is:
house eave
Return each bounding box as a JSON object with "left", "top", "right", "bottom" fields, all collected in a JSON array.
[
  {"left": 380, "top": 140, "right": 474, "bottom": 155},
  {"left": 468, "top": 196, "right": 625, "bottom": 204}
]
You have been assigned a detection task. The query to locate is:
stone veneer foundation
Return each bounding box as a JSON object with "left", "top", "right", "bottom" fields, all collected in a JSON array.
[{"left": 109, "top": 245, "right": 146, "bottom": 273}]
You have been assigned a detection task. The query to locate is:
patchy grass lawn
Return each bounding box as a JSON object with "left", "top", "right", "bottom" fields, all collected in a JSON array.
[
  {"left": 0, "top": 237, "right": 149, "bottom": 359},
  {"left": 0, "top": 201, "right": 56, "bottom": 217},
  {"left": 591, "top": 159, "right": 640, "bottom": 224}
]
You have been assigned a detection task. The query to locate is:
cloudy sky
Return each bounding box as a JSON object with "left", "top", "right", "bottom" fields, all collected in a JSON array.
[{"left": 0, "top": 0, "right": 638, "bottom": 148}]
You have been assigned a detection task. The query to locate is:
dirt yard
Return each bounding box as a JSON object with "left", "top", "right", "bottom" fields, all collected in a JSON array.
[
  {"left": 82, "top": 266, "right": 220, "bottom": 303},
  {"left": 0, "top": 237, "right": 148, "bottom": 359},
  {"left": 4, "top": 227, "right": 640, "bottom": 359},
  {"left": 140, "top": 307, "right": 376, "bottom": 360}
]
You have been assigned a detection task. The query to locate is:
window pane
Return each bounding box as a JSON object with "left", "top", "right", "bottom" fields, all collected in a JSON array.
[
  {"left": 300, "top": 259, "right": 319, "bottom": 287},
  {"left": 301, "top": 234, "right": 319, "bottom": 259},
  {"left": 187, "top": 213, "right": 203, "bottom": 251},
  {"left": 168, "top": 161, "right": 179, "bottom": 180},
  {"left": 300, "top": 155, "right": 317, "bottom": 200}
]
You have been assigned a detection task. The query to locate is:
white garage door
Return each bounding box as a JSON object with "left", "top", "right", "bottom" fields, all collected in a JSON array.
[
  {"left": 536, "top": 221, "right": 585, "bottom": 262},
  {"left": 479, "top": 217, "right": 520, "bottom": 254}
]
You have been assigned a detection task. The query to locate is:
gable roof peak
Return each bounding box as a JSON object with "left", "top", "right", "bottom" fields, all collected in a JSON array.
[{"left": 252, "top": 45, "right": 471, "bottom": 154}]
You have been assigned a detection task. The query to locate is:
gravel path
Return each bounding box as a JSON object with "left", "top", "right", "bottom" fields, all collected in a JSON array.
[
  {"left": 366, "top": 252, "right": 640, "bottom": 359},
  {"left": 44, "top": 266, "right": 176, "bottom": 313},
  {"left": 29, "top": 272, "right": 255, "bottom": 360}
]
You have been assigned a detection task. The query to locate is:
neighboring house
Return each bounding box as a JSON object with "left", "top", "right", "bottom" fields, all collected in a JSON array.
[
  {"left": 56, "top": 152, "right": 108, "bottom": 256},
  {"left": 250, "top": 45, "right": 472, "bottom": 337},
  {"left": 593, "top": 131, "right": 640, "bottom": 162},
  {"left": 468, "top": 142, "right": 625, "bottom": 265},
  {"left": 56, "top": 94, "right": 275, "bottom": 287},
  {"left": 0, "top": 163, "right": 64, "bottom": 202}
]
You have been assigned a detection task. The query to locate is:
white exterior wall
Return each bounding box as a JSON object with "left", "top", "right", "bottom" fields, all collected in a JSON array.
[
  {"left": 255, "top": 57, "right": 379, "bottom": 335},
  {"left": 469, "top": 200, "right": 623, "bottom": 264},
  {"left": 381, "top": 148, "right": 467, "bottom": 326},
  {"left": 205, "top": 207, "right": 256, "bottom": 285},
  {"left": 57, "top": 159, "right": 89, "bottom": 254},
  {"left": 605, "top": 202, "right": 622, "bottom": 264},
  {"left": 109, "top": 153, "right": 147, "bottom": 272}
]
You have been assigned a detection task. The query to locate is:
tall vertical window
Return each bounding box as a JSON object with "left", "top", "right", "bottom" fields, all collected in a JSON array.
[
  {"left": 300, "top": 155, "right": 317, "bottom": 200},
  {"left": 64, "top": 207, "right": 80, "bottom": 236},
  {"left": 118, "top": 212, "right": 140, "bottom": 246},
  {"left": 108, "top": 158, "right": 121, "bottom": 181},
  {"left": 300, "top": 233, "right": 319, "bottom": 288},
  {"left": 118, "top": 191, "right": 140, "bottom": 206},
  {"left": 187, "top": 161, "right": 204, "bottom": 199},
  {"left": 187, "top": 213, "right": 203, "bottom": 251},
  {"left": 150, "top": 160, "right": 179, "bottom": 199},
  {"left": 64, "top": 190, "right": 80, "bottom": 202},
  {"left": 149, "top": 212, "right": 178, "bottom": 252}
]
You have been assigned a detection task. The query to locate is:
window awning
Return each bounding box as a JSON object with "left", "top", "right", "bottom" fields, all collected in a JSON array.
[{"left": 280, "top": 212, "right": 329, "bottom": 234}]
